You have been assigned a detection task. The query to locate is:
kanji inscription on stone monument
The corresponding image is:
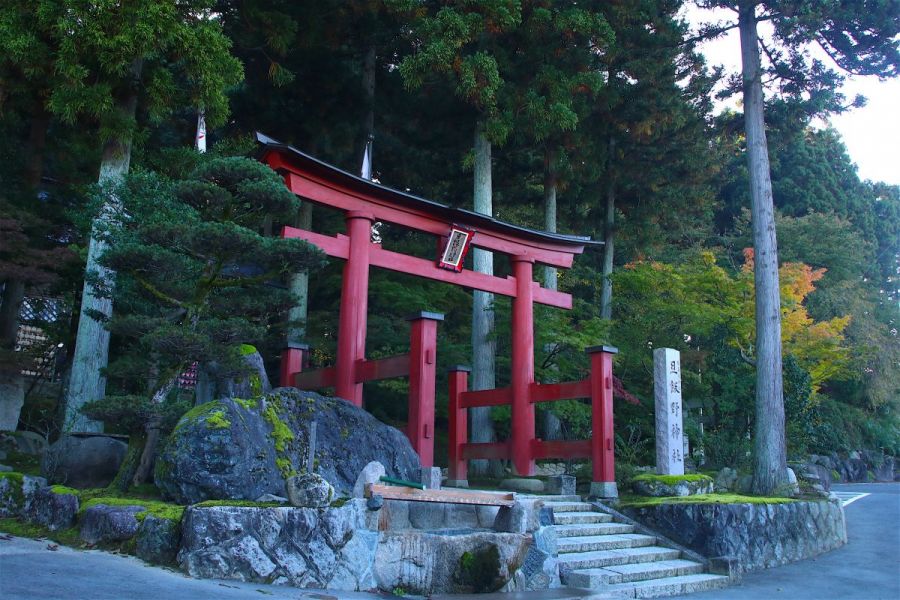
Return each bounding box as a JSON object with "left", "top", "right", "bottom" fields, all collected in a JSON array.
[{"left": 654, "top": 347, "right": 684, "bottom": 475}]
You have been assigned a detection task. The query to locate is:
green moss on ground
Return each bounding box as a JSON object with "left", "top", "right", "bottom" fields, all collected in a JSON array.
[
  {"left": 619, "top": 492, "right": 796, "bottom": 508},
  {"left": 78, "top": 496, "right": 185, "bottom": 523},
  {"left": 0, "top": 517, "right": 83, "bottom": 548},
  {"left": 631, "top": 473, "right": 714, "bottom": 485},
  {"left": 194, "top": 499, "right": 283, "bottom": 508},
  {"left": 49, "top": 485, "right": 80, "bottom": 496}
]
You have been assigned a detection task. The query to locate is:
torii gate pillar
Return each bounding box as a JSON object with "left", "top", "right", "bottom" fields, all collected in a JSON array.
[{"left": 335, "top": 211, "right": 373, "bottom": 406}]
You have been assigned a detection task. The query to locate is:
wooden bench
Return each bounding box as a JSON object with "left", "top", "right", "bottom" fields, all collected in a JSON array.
[{"left": 366, "top": 483, "right": 516, "bottom": 507}]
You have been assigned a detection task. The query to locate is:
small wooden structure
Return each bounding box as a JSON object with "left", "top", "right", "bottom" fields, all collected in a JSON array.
[
  {"left": 366, "top": 483, "right": 516, "bottom": 507},
  {"left": 258, "top": 132, "right": 620, "bottom": 497}
]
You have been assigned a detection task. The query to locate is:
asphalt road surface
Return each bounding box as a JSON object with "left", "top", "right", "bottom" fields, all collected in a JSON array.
[{"left": 2, "top": 483, "right": 897, "bottom": 600}]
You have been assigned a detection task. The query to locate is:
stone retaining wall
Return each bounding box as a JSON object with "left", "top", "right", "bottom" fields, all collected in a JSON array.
[{"left": 625, "top": 498, "right": 846, "bottom": 573}]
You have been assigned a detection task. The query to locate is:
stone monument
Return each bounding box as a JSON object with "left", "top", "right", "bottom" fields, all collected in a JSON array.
[{"left": 653, "top": 348, "right": 684, "bottom": 476}]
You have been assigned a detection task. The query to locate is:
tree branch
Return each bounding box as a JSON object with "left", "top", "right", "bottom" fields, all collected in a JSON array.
[{"left": 134, "top": 274, "right": 184, "bottom": 308}]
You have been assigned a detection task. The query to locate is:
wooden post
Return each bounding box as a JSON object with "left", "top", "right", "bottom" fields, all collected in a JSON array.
[
  {"left": 447, "top": 366, "right": 470, "bottom": 486},
  {"left": 406, "top": 311, "right": 444, "bottom": 468},
  {"left": 335, "top": 211, "right": 373, "bottom": 406},
  {"left": 587, "top": 345, "right": 618, "bottom": 498},
  {"left": 510, "top": 256, "right": 536, "bottom": 476},
  {"left": 279, "top": 343, "right": 308, "bottom": 388}
]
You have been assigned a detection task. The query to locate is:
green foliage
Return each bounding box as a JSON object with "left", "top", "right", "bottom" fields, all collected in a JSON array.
[
  {"left": 631, "top": 473, "right": 714, "bottom": 486},
  {"left": 620, "top": 492, "right": 797, "bottom": 508},
  {"left": 456, "top": 545, "right": 503, "bottom": 593}
]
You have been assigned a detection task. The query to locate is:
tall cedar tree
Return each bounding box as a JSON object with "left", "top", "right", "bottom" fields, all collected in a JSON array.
[
  {"left": 696, "top": 0, "right": 899, "bottom": 494},
  {"left": 82, "top": 156, "right": 324, "bottom": 486},
  {"left": 392, "top": 0, "right": 522, "bottom": 475},
  {"left": 5, "top": 1, "right": 245, "bottom": 432}
]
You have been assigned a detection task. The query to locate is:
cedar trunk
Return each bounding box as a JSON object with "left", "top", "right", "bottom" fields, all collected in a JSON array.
[
  {"left": 739, "top": 1, "right": 788, "bottom": 495},
  {"left": 599, "top": 139, "right": 616, "bottom": 320},
  {"left": 63, "top": 60, "right": 142, "bottom": 432},
  {"left": 470, "top": 124, "right": 498, "bottom": 477}
]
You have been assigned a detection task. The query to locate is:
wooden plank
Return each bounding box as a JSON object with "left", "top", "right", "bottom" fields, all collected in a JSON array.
[
  {"left": 366, "top": 483, "right": 515, "bottom": 507},
  {"left": 530, "top": 439, "right": 592, "bottom": 460},
  {"left": 461, "top": 441, "right": 510, "bottom": 460},
  {"left": 356, "top": 355, "right": 409, "bottom": 382},
  {"left": 460, "top": 387, "right": 513, "bottom": 408},
  {"left": 530, "top": 379, "right": 591, "bottom": 403},
  {"left": 293, "top": 367, "right": 336, "bottom": 390}
]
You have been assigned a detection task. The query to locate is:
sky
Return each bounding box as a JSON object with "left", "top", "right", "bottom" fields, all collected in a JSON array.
[{"left": 684, "top": 6, "right": 900, "bottom": 186}]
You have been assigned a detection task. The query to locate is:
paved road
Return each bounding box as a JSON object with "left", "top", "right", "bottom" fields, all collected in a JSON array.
[
  {"left": 2, "top": 483, "right": 897, "bottom": 600},
  {"left": 669, "top": 482, "right": 900, "bottom": 600}
]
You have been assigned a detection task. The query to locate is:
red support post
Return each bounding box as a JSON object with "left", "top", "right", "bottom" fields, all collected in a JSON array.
[
  {"left": 447, "top": 366, "right": 470, "bottom": 485},
  {"left": 279, "top": 343, "right": 308, "bottom": 388},
  {"left": 510, "top": 256, "right": 536, "bottom": 476},
  {"left": 587, "top": 345, "right": 619, "bottom": 498},
  {"left": 335, "top": 211, "right": 373, "bottom": 406},
  {"left": 406, "top": 311, "right": 444, "bottom": 468}
]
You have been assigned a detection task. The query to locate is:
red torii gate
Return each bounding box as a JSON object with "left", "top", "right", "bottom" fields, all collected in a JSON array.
[{"left": 258, "top": 133, "right": 620, "bottom": 498}]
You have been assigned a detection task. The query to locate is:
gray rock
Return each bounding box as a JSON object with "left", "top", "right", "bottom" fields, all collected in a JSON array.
[
  {"left": 254, "top": 493, "right": 287, "bottom": 503},
  {"left": 421, "top": 466, "right": 442, "bottom": 490},
  {"left": 0, "top": 473, "right": 23, "bottom": 516},
  {"left": 80, "top": 504, "right": 145, "bottom": 544},
  {"left": 374, "top": 530, "right": 530, "bottom": 594},
  {"left": 366, "top": 495, "right": 383, "bottom": 511},
  {"left": 41, "top": 434, "right": 127, "bottom": 489},
  {"left": 500, "top": 478, "right": 544, "bottom": 493},
  {"left": 136, "top": 515, "right": 181, "bottom": 565},
  {"left": 0, "top": 464, "right": 11, "bottom": 472},
  {"left": 714, "top": 468, "right": 738, "bottom": 492},
  {"left": 735, "top": 474, "right": 753, "bottom": 494},
  {"left": 874, "top": 456, "right": 894, "bottom": 482},
  {"left": 633, "top": 475, "right": 714, "bottom": 497},
  {"left": 1, "top": 431, "right": 48, "bottom": 456},
  {"left": 156, "top": 389, "right": 420, "bottom": 504},
  {"left": 845, "top": 458, "right": 868, "bottom": 482},
  {"left": 23, "top": 486, "right": 78, "bottom": 530},
  {"left": 353, "top": 461, "right": 385, "bottom": 498},
  {"left": 0, "top": 449, "right": 6, "bottom": 460},
  {"left": 546, "top": 475, "right": 575, "bottom": 496},
  {"left": 214, "top": 349, "right": 272, "bottom": 400},
  {"left": 286, "top": 473, "right": 334, "bottom": 508},
  {"left": 780, "top": 467, "right": 800, "bottom": 497},
  {"left": 494, "top": 502, "right": 528, "bottom": 533},
  {"left": 178, "top": 501, "right": 376, "bottom": 591},
  {"left": 804, "top": 463, "right": 833, "bottom": 492}
]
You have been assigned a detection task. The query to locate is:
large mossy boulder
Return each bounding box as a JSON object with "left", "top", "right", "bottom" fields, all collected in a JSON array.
[{"left": 155, "top": 388, "right": 420, "bottom": 504}]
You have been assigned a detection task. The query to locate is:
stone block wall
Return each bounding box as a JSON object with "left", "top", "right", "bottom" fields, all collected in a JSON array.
[{"left": 625, "top": 498, "right": 847, "bottom": 573}]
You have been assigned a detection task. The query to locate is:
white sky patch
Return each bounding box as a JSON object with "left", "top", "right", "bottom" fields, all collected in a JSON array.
[{"left": 682, "top": 5, "right": 900, "bottom": 185}]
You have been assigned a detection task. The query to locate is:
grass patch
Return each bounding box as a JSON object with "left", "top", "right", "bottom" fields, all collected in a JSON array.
[
  {"left": 619, "top": 492, "right": 796, "bottom": 508},
  {"left": 194, "top": 499, "right": 284, "bottom": 508},
  {"left": 632, "top": 473, "right": 714, "bottom": 485},
  {"left": 78, "top": 496, "right": 186, "bottom": 523},
  {"left": 0, "top": 517, "right": 84, "bottom": 548}
]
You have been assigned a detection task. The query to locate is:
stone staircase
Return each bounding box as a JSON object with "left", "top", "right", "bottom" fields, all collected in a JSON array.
[{"left": 539, "top": 496, "right": 729, "bottom": 598}]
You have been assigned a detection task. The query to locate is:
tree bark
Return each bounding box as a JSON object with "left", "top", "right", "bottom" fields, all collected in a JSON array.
[
  {"left": 599, "top": 138, "right": 616, "bottom": 320},
  {"left": 540, "top": 147, "right": 562, "bottom": 441},
  {"left": 739, "top": 1, "right": 788, "bottom": 496},
  {"left": 542, "top": 147, "right": 558, "bottom": 291},
  {"left": 131, "top": 376, "right": 177, "bottom": 486},
  {"left": 287, "top": 202, "right": 313, "bottom": 346},
  {"left": 0, "top": 280, "right": 25, "bottom": 352},
  {"left": 63, "top": 59, "right": 142, "bottom": 433},
  {"left": 470, "top": 123, "right": 498, "bottom": 477}
]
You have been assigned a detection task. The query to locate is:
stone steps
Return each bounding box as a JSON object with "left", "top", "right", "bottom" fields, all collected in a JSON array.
[
  {"left": 554, "top": 511, "right": 614, "bottom": 525},
  {"left": 554, "top": 522, "right": 635, "bottom": 538},
  {"left": 563, "top": 558, "right": 704, "bottom": 586},
  {"left": 558, "top": 546, "right": 682, "bottom": 569},
  {"left": 541, "top": 497, "right": 731, "bottom": 598},
  {"left": 559, "top": 533, "right": 657, "bottom": 553}
]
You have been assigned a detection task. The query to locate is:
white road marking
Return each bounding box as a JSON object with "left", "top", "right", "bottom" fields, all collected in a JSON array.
[{"left": 832, "top": 491, "right": 871, "bottom": 507}]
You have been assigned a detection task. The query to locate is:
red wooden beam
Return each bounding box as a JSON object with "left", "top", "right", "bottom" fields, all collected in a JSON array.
[
  {"left": 356, "top": 355, "right": 409, "bottom": 382},
  {"left": 530, "top": 379, "right": 591, "bottom": 403},
  {"left": 293, "top": 366, "right": 337, "bottom": 390},
  {"left": 461, "top": 441, "right": 510, "bottom": 460},
  {"left": 406, "top": 314, "right": 440, "bottom": 468},
  {"left": 448, "top": 367, "right": 469, "bottom": 482},
  {"left": 459, "top": 387, "right": 513, "bottom": 408},
  {"left": 283, "top": 225, "right": 573, "bottom": 309},
  {"left": 282, "top": 172, "right": 580, "bottom": 268},
  {"left": 531, "top": 439, "right": 592, "bottom": 460}
]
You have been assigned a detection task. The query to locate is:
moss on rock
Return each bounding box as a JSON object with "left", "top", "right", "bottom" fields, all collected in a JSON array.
[{"left": 620, "top": 492, "right": 797, "bottom": 508}]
